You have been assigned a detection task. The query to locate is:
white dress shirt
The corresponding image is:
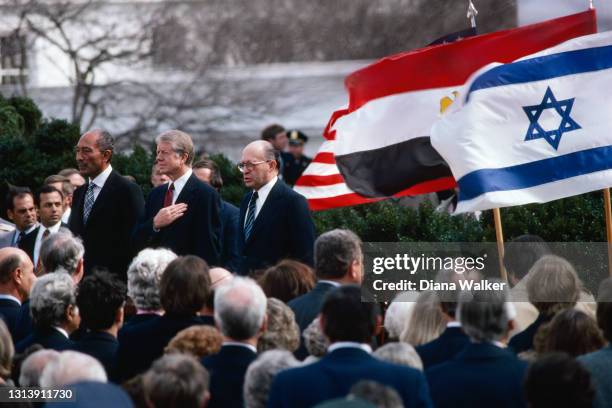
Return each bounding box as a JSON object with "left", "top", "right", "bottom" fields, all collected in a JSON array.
[
  {"left": 328, "top": 342, "right": 373, "bottom": 354},
  {"left": 169, "top": 169, "right": 193, "bottom": 205},
  {"left": 222, "top": 341, "right": 257, "bottom": 353},
  {"left": 61, "top": 207, "right": 71, "bottom": 224},
  {"left": 0, "top": 294, "right": 21, "bottom": 306},
  {"left": 33, "top": 221, "right": 63, "bottom": 266},
  {"left": 244, "top": 176, "right": 278, "bottom": 228},
  {"left": 12, "top": 223, "right": 39, "bottom": 247},
  {"left": 89, "top": 164, "right": 113, "bottom": 202}
]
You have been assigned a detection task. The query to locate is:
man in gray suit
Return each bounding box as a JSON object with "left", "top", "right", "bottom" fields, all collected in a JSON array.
[
  {"left": 0, "top": 187, "right": 39, "bottom": 256},
  {"left": 0, "top": 218, "right": 13, "bottom": 233}
]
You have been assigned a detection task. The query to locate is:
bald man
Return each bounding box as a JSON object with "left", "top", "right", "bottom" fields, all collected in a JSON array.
[
  {"left": 237, "top": 141, "right": 315, "bottom": 275},
  {"left": 0, "top": 247, "right": 36, "bottom": 340},
  {"left": 69, "top": 130, "right": 144, "bottom": 280}
]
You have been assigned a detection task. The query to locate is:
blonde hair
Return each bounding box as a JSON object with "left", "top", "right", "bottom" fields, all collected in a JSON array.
[{"left": 399, "top": 291, "right": 445, "bottom": 346}]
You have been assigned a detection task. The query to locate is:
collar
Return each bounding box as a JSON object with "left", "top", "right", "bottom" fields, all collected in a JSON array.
[
  {"left": 328, "top": 342, "right": 372, "bottom": 354},
  {"left": 447, "top": 321, "right": 461, "bottom": 328},
  {"left": 255, "top": 175, "right": 278, "bottom": 200},
  {"left": 0, "top": 294, "right": 21, "bottom": 306},
  {"left": 40, "top": 221, "right": 62, "bottom": 234},
  {"left": 136, "top": 309, "right": 163, "bottom": 316},
  {"left": 222, "top": 341, "right": 257, "bottom": 353},
  {"left": 318, "top": 280, "right": 342, "bottom": 287},
  {"left": 89, "top": 165, "right": 113, "bottom": 188},
  {"left": 490, "top": 341, "right": 506, "bottom": 349},
  {"left": 171, "top": 168, "right": 192, "bottom": 191},
  {"left": 53, "top": 326, "right": 69, "bottom": 339},
  {"left": 21, "top": 223, "right": 39, "bottom": 235}
]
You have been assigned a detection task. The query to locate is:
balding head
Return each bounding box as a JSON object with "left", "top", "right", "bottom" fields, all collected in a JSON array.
[
  {"left": 214, "top": 277, "right": 267, "bottom": 341},
  {"left": 240, "top": 141, "right": 279, "bottom": 190},
  {"left": 19, "top": 349, "right": 60, "bottom": 387},
  {"left": 209, "top": 267, "right": 233, "bottom": 290},
  {"left": 0, "top": 247, "right": 36, "bottom": 302}
]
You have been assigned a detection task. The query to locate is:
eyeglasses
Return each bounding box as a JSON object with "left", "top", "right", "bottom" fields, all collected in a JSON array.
[{"left": 237, "top": 160, "right": 270, "bottom": 172}]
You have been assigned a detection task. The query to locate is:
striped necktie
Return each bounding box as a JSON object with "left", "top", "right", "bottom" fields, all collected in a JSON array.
[
  {"left": 83, "top": 182, "right": 96, "bottom": 224},
  {"left": 243, "top": 191, "right": 258, "bottom": 241}
]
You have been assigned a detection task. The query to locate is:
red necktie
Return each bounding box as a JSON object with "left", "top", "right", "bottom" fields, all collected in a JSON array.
[{"left": 163, "top": 183, "right": 175, "bottom": 207}]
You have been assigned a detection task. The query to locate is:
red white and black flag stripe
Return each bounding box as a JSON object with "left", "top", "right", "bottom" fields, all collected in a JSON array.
[{"left": 295, "top": 10, "right": 597, "bottom": 211}]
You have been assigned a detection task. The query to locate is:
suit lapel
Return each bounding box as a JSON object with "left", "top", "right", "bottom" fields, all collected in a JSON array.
[
  {"left": 175, "top": 174, "right": 197, "bottom": 205},
  {"left": 245, "top": 179, "right": 283, "bottom": 245},
  {"left": 86, "top": 171, "right": 117, "bottom": 226}
]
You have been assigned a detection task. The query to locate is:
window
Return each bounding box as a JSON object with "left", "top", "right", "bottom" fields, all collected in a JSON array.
[{"left": 0, "top": 31, "right": 27, "bottom": 85}]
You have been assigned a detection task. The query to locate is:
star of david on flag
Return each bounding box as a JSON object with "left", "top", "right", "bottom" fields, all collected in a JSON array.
[
  {"left": 431, "top": 31, "right": 612, "bottom": 213},
  {"left": 523, "top": 86, "right": 581, "bottom": 150}
]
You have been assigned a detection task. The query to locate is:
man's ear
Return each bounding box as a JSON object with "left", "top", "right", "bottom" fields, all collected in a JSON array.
[
  {"left": 116, "top": 306, "right": 125, "bottom": 326},
  {"left": 259, "top": 314, "right": 268, "bottom": 334},
  {"left": 73, "top": 258, "right": 84, "bottom": 284},
  {"left": 6, "top": 209, "right": 14, "bottom": 223},
  {"left": 373, "top": 314, "right": 383, "bottom": 336}
]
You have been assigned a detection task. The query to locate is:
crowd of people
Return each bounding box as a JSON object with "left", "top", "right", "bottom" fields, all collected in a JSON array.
[{"left": 0, "top": 126, "right": 609, "bottom": 408}]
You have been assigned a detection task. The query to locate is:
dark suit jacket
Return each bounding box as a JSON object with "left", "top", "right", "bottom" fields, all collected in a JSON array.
[
  {"left": 416, "top": 326, "right": 470, "bottom": 369},
  {"left": 69, "top": 170, "right": 144, "bottom": 280},
  {"left": 202, "top": 344, "right": 257, "bottom": 408},
  {"left": 116, "top": 314, "right": 212, "bottom": 382},
  {"left": 0, "top": 298, "right": 22, "bottom": 342},
  {"left": 508, "top": 313, "right": 551, "bottom": 353},
  {"left": 134, "top": 174, "right": 221, "bottom": 266},
  {"left": 75, "top": 331, "right": 118, "bottom": 381},
  {"left": 121, "top": 313, "right": 159, "bottom": 329},
  {"left": 220, "top": 200, "right": 240, "bottom": 272},
  {"left": 288, "top": 281, "right": 336, "bottom": 360},
  {"left": 16, "top": 327, "right": 76, "bottom": 353},
  {"left": 19, "top": 228, "right": 38, "bottom": 262},
  {"left": 13, "top": 299, "right": 32, "bottom": 343},
  {"left": 267, "top": 347, "right": 433, "bottom": 408},
  {"left": 237, "top": 179, "right": 315, "bottom": 275},
  {"left": 426, "top": 342, "right": 528, "bottom": 408}
]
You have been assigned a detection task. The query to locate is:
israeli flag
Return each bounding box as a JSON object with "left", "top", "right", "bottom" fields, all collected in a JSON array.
[{"left": 431, "top": 31, "right": 612, "bottom": 213}]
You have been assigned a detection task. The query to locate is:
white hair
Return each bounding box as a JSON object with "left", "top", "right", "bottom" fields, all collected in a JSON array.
[
  {"left": 374, "top": 342, "right": 423, "bottom": 371},
  {"left": 127, "top": 248, "right": 177, "bottom": 310},
  {"left": 244, "top": 350, "right": 299, "bottom": 408},
  {"left": 214, "top": 277, "right": 267, "bottom": 340},
  {"left": 19, "top": 350, "right": 60, "bottom": 387},
  {"left": 30, "top": 273, "right": 76, "bottom": 329},
  {"left": 384, "top": 291, "right": 420, "bottom": 339},
  {"left": 39, "top": 351, "right": 107, "bottom": 387}
]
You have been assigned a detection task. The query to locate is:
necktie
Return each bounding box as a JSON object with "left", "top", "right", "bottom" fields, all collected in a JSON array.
[
  {"left": 163, "top": 183, "right": 175, "bottom": 207},
  {"left": 83, "top": 182, "right": 96, "bottom": 224},
  {"left": 36, "top": 229, "right": 51, "bottom": 275},
  {"left": 15, "top": 231, "right": 23, "bottom": 248},
  {"left": 243, "top": 191, "right": 258, "bottom": 241}
]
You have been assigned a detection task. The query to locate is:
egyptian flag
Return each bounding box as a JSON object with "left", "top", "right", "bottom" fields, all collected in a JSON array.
[{"left": 294, "top": 10, "right": 597, "bottom": 211}]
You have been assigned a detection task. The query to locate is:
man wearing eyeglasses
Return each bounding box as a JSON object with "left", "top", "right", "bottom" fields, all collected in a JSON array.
[
  {"left": 134, "top": 130, "right": 222, "bottom": 267},
  {"left": 237, "top": 140, "right": 315, "bottom": 276}
]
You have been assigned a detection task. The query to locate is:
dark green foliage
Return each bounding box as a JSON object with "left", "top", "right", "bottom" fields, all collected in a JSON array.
[
  {"left": 8, "top": 97, "right": 42, "bottom": 139},
  {"left": 0, "top": 97, "right": 24, "bottom": 138},
  {"left": 112, "top": 145, "right": 155, "bottom": 197},
  {"left": 209, "top": 153, "right": 247, "bottom": 206}
]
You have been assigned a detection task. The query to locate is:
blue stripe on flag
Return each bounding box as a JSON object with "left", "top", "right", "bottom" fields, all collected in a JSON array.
[
  {"left": 466, "top": 45, "right": 612, "bottom": 100},
  {"left": 457, "top": 145, "right": 612, "bottom": 201}
]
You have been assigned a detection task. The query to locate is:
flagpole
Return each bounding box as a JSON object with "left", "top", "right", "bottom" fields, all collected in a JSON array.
[
  {"left": 604, "top": 188, "right": 612, "bottom": 276},
  {"left": 492, "top": 208, "right": 508, "bottom": 281}
]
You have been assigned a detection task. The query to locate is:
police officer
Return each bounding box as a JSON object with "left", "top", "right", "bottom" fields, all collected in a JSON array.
[{"left": 283, "top": 130, "right": 312, "bottom": 186}]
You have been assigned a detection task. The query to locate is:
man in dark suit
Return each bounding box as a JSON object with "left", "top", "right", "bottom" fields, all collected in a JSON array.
[
  {"left": 193, "top": 159, "right": 240, "bottom": 272},
  {"left": 116, "top": 256, "right": 212, "bottom": 382},
  {"left": 75, "top": 271, "right": 126, "bottom": 380},
  {"left": 416, "top": 269, "right": 469, "bottom": 369},
  {"left": 32, "top": 185, "right": 69, "bottom": 273},
  {"left": 202, "top": 276, "right": 266, "bottom": 408},
  {"left": 0, "top": 247, "right": 36, "bottom": 341},
  {"left": 268, "top": 286, "right": 433, "bottom": 408},
  {"left": 0, "top": 187, "right": 39, "bottom": 259},
  {"left": 237, "top": 140, "right": 315, "bottom": 275},
  {"left": 69, "top": 129, "right": 144, "bottom": 280},
  {"left": 134, "top": 130, "right": 221, "bottom": 266},
  {"left": 426, "top": 288, "right": 527, "bottom": 408},
  {"left": 288, "top": 229, "right": 363, "bottom": 359}
]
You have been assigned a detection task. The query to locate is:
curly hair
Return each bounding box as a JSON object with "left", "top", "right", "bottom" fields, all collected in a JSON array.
[
  {"left": 303, "top": 317, "right": 328, "bottom": 358},
  {"left": 76, "top": 271, "right": 127, "bottom": 330},
  {"left": 30, "top": 273, "right": 76, "bottom": 329},
  {"left": 257, "top": 298, "right": 300, "bottom": 353},
  {"left": 534, "top": 309, "right": 605, "bottom": 357},
  {"left": 527, "top": 255, "right": 580, "bottom": 316},
  {"left": 127, "top": 248, "right": 177, "bottom": 311},
  {"left": 165, "top": 325, "right": 223, "bottom": 359}
]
